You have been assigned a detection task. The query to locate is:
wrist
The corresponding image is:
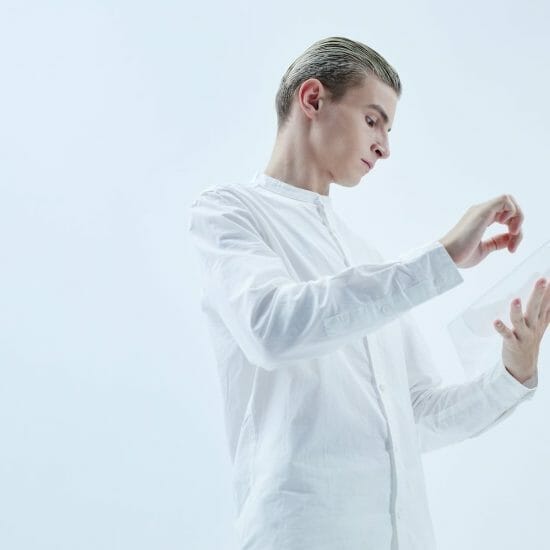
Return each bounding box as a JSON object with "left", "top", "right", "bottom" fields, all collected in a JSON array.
[
  {"left": 504, "top": 364, "right": 536, "bottom": 385},
  {"left": 438, "top": 238, "right": 458, "bottom": 266}
]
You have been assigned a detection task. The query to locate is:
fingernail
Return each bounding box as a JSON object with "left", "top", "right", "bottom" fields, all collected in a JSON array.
[{"left": 514, "top": 299, "right": 521, "bottom": 306}]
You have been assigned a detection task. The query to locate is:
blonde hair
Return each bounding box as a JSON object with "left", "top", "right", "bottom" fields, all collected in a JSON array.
[{"left": 275, "top": 36, "right": 402, "bottom": 132}]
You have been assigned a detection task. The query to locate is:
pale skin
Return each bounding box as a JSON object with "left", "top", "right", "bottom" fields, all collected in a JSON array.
[
  {"left": 494, "top": 276, "right": 549, "bottom": 384},
  {"left": 265, "top": 73, "right": 549, "bottom": 385},
  {"left": 264, "top": 75, "right": 395, "bottom": 196},
  {"left": 438, "top": 195, "right": 550, "bottom": 384}
]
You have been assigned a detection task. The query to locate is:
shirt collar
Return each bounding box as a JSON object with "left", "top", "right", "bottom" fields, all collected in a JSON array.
[{"left": 251, "top": 171, "right": 332, "bottom": 206}]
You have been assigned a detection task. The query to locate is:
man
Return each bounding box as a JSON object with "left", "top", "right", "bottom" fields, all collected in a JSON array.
[{"left": 188, "top": 36, "right": 549, "bottom": 550}]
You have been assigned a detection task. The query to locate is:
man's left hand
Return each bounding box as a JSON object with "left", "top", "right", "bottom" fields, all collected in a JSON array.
[{"left": 494, "top": 277, "right": 550, "bottom": 384}]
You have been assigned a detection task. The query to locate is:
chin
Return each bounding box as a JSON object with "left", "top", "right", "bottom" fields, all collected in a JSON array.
[
  {"left": 329, "top": 167, "right": 363, "bottom": 188},
  {"left": 334, "top": 178, "right": 361, "bottom": 188}
]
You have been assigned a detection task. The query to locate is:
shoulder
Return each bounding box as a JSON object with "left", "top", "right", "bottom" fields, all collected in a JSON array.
[
  {"left": 187, "top": 182, "right": 263, "bottom": 235},
  {"left": 190, "top": 182, "right": 255, "bottom": 208}
]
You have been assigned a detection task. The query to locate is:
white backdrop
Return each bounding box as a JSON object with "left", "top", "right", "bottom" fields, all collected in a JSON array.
[{"left": 1, "top": 1, "right": 549, "bottom": 549}]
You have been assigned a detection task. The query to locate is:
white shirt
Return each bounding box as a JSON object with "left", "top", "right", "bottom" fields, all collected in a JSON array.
[{"left": 188, "top": 171, "right": 538, "bottom": 550}]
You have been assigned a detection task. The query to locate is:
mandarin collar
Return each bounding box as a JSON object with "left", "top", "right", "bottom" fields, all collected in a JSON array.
[{"left": 251, "top": 171, "right": 332, "bottom": 206}]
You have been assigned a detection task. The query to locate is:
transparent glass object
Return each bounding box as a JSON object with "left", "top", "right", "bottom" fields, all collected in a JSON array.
[{"left": 447, "top": 240, "right": 550, "bottom": 377}]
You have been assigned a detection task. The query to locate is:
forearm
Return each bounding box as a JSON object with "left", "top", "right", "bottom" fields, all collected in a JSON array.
[{"left": 413, "top": 359, "right": 537, "bottom": 453}]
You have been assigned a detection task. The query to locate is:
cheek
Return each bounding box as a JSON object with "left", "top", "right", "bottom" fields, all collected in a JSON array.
[
  {"left": 312, "top": 122, "right": 344, "bottom": 157},
  {"left": 349, "top": 125, "right": 369, "bottom": 155},
  {"left": 312, "top": 116, "right": 364, "bottom": 163}
]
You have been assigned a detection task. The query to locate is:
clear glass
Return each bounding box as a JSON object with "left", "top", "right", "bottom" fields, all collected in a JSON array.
[{"left": 447, "top": 239, "right": 550, "bottom": 377}]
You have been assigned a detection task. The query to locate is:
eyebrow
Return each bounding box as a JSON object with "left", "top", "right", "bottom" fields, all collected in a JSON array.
[{"left": 365, "top": 103, "right": 391, "bottom": 132}]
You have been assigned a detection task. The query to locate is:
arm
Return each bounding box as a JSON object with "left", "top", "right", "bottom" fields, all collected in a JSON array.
[
  {"left": 399, "top": 311, "right": 538, "bottom": 453},
  {"left": 187, "top": 186, "right": 463, "bottom": 371}
]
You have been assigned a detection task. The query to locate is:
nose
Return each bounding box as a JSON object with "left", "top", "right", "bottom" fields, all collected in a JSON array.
[{"left": 372, "top": 136, "right": 390, "bottom": 160}]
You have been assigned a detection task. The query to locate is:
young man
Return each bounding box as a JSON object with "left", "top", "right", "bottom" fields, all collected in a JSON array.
[{"left": 188, "top": 36, "right": 549, "bottom": 550}]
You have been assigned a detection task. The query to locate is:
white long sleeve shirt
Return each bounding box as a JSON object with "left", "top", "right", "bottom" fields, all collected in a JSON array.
[{"left": 187, "top": 171, "right": 538, "bottom": 550}]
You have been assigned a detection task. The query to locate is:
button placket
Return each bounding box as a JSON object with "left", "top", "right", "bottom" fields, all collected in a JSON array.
[{"left": 315, "top": 200, "right": 351, "bottom": 267}]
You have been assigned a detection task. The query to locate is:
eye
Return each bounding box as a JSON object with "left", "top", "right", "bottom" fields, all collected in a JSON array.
[{"left": 366, "top": 116, "right": 376, "bottom": 127}]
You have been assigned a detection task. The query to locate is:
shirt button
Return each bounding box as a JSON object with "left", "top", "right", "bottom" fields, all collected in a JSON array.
[
  {"left": 378, "top": 383, "right": 386, "bottom": 392},
  {"left": 381, "top": 304, "right": 390, "bottom": 314}
]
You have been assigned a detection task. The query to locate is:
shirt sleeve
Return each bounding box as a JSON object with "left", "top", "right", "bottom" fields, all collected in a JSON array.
[
  {"left": 399, "top": 310, "right": 538, "bottom": 453},
  {"left": 187, "top": 186, "right": 464, "bottom": 370}
]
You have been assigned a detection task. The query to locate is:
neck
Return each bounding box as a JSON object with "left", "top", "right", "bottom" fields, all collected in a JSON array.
[{"left": 264, "top": 128, "right": 331, "bottom": 196}]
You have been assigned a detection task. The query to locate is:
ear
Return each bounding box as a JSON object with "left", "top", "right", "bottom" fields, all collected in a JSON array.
[{"left": 298, "top": 78, "right": 326, "bottom": 118}]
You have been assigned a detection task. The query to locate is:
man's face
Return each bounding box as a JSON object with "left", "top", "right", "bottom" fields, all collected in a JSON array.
[{"left": 297, "top": 75, "right": 398, "bottom": 187}]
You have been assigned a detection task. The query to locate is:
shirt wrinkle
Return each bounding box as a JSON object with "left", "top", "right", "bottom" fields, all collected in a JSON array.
[{"left": 188, "top": 171, "right": 538, "bottom": 550}]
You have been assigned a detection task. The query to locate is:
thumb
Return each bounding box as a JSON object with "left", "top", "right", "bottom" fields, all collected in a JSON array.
[{"left": 480, "top": 233, "right": 511, "bottom": 256}]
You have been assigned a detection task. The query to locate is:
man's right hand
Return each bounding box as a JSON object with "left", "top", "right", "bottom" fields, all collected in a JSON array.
[{"left": 438, "top": 194, "right": 524, "bottom": 269}]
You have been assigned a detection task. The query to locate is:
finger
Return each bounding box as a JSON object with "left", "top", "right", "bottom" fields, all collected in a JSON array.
[
  {"left": 480, "top": 233, "right": 511, "bottom": 255},
  {"left": 494, "top": 318, "right": 515, "bottom": 340},
  {"left": 492, "top": 194, "right": 517, "bottom": 224},
  {"left": 508, "top": 228, "right": 523, "bottom": 253},
  {"left": 540, "top": 283, "right": 550, "bottom": 320},
  {"left": 525, "top": 278, "right": 547, "bottom": 327},
  {"left": 506, "top": 195, "right": 525, "bottom": 236},
  {"left": 493, "top": 195, "right": 525, "bottom": 254},
  {"left": 510, "top": 297, "right": 527, "bottom": 336}
]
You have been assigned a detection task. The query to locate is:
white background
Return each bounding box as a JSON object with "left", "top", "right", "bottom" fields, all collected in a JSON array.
[{"left": 1, "top": 1, "right": 549, "bottom": 548}]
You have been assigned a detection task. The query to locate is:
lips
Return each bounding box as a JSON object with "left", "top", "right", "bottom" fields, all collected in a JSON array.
[{"left": 361, "top": 159, "right": 372, "bottom": 169}]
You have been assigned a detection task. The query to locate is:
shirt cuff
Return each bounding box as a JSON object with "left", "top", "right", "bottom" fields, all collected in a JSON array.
[
  {"left": 502, "top": 362, "right": 539, "bottom": 389},
  {"left": 484, "top": 359, "right": 538, "bottom": 404}
]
